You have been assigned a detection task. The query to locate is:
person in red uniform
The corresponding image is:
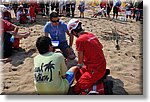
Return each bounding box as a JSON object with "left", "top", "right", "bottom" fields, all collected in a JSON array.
[
  {"left": 67, "top": 19, "right": 106, "bottom": 94},
  {"left": 0, "top": 19, "right": 30, "bottom": 62},
  {"left": 29, "top": 4, "right": 36, "bottom": 23}
]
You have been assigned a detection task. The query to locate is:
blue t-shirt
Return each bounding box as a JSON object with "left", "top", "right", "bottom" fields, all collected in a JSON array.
[{"left": 44, "top": 21, "right": 68, "bottom": 42}]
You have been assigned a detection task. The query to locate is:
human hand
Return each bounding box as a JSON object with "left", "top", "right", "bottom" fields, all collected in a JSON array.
[
  {"left": 67, "top": 47, "right": 75, "bottom": 60},
  {"left": 23, "top": 32, "right": 30, "bottom": 39},
  {"left": 66, "top": 47, "right": 72, "bottom": 55}
]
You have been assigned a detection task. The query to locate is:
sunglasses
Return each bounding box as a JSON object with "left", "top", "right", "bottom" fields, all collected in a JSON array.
[{"left": 51, "top": 19, "right": 59, "bottom": 23}]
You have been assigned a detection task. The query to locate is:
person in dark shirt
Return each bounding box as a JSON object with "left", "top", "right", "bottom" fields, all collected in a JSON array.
[
  {"left": 12, "top": 3, "right": 18, "bottom": 16},
  {"left": 133, "top": 0, "right": 143, "bottom": 21},
  {"left": 70, "top": 1, "right": 76, "bottom": 18},
  {"left": 137, "top": 1, "right": 143, "bottom": 21},
  {"left": 66, "top": 1, "right": 71, "bottom": 17},
  {"left": 106, "top": 0, "right": 113, "bottom": 20}
]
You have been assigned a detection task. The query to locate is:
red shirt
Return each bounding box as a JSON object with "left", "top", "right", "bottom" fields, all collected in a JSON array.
[
  {"left": 100, "top": 0, "right": 107, "bottom": 8},
  {"left": 29, "top": 6, "right": 36, "bottom": 17},
  {"left": 76, "top": 32, "right": 106, "bottom": 72},
  {"left": 1, "top": 19, "right": 15, "bottom": 33}
]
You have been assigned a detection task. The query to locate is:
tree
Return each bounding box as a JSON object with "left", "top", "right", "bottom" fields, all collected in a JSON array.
[{"left": 44, "top": 60, "right": 55, "bottom": 82}]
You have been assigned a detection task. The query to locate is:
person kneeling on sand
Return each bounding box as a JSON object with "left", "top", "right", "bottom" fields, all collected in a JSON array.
[
  {"left": 0, "top": 19, "right": 30, "bottom": 62},
  {"left": 34, "top": 36, "right": 79, "bottom": 95},
  {"left": 67, "top": 19, "right": 106, "bottom": 94},
  {"left": 44, "top": 12, "right": 75, "bottom": 60}
]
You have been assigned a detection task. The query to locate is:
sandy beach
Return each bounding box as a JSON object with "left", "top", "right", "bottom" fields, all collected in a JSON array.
[{"left": 0, "top": 6, "right": 143, "bottom": 95}]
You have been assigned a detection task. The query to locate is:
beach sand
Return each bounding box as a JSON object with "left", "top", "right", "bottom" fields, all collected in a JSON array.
[{"left": 1, "top": 8, "right": 143, "bottom": 95}]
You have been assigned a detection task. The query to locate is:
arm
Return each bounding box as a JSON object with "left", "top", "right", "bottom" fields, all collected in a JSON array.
[
  {"left": 11, "top": 24, "right": 19, "bottom": 36},
  {"left": 3, "top": 19, "right": 30, "bottom": 39},
  {"left": 76, "top": 39, "right": 84, "bottom": 64},
  {"left": 44, "top": 23, "right": 50, "bottom": 37},
  {"left": 13, "top": 32, "right": 30, "bottom": 39},
  {"left": 10, "top": 23, "right": 30, "bottom": 39},
  {"left": 66, "top": 30, "right": 74, "bottom": 47},
  {"left": 77, "top": 51, "right": 84, "bottom": 64}
]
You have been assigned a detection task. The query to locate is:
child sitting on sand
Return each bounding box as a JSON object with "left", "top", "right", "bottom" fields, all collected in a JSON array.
[{"left": 34, "top": 36, "right": 79, "bottom": 94}]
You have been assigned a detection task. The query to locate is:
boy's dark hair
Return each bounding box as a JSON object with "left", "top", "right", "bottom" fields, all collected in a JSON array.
[
  {"left": 49, "top": 12, "right": 59, "bottom": 20},
  {"left": 71, "top": 22, "right": 83, "bottom": 35},
  {"left": 36, "top": 36, "right": 52, "bottom": 54}
]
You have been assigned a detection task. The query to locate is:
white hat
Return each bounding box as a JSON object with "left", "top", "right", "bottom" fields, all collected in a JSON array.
[{"left": 67, "top": 18, "right": 80, "bottom": 32}]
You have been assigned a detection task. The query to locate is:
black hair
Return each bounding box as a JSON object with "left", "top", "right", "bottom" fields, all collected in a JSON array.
[
  {"left": 71, "top": 22, "right": 83, "bottom": 36},
  {"left": 49, "top": 12, "right": 59, "bottom": 20},
  {"left": 36, "top": 36, "right": 52, "bottom": 54}
]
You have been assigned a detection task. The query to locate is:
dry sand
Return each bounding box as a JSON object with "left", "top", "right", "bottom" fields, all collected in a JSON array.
[{"left": 0, "top": 8, "right": 143, "bottom": 95}]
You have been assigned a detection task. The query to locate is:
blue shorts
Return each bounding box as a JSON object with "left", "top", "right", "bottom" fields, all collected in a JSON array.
[
  {"left": 58, "top": 41, "right": 75, "bottom": 59},
  {"left": 66, "top": 71, "right": 74, "bottom": 86}
]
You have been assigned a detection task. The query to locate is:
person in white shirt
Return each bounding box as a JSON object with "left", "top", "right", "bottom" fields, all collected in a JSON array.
[{"left": 16, "top": 5, "right": 23, "bottom": 21}]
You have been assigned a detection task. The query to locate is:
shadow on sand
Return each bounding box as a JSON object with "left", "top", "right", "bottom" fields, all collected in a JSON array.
[{"left": 9, "top": 47, "right": 36, "bottom": 67}]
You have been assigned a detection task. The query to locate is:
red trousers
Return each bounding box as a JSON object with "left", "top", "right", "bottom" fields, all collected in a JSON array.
[{"left": 74, "top": 66, "right": 106, "bottom": 94}]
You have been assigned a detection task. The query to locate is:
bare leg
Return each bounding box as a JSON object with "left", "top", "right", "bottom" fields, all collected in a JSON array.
[
  {"left": 82, "top": 12, "right": 84, "bottom": 18},
  {"left": 113, "top": 13, "right": 115, "bottom": 19},
  {"left": 129, "top": 15, "right": 131, "bottom": 19},
  {"left": 79, "top": 12, "right": 81, "bottom": 18},
  {"left": 116, "top": 14, "right": 118, "bottom": 19}
]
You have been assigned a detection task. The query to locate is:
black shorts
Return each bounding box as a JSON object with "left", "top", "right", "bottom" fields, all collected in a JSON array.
[
  {"left": 3, "top": 32, "right": 13, "bottom": 58},
  {"left": 113, "top": 6, "right": 119, "bottom": 15},
  {"left": 107, "top": 7, "right": 112, "bottom": 15}
]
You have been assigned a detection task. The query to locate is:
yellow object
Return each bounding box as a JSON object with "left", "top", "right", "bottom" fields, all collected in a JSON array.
[{"left": 34, "top": 52, "right": 69, "bottom": 94}]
